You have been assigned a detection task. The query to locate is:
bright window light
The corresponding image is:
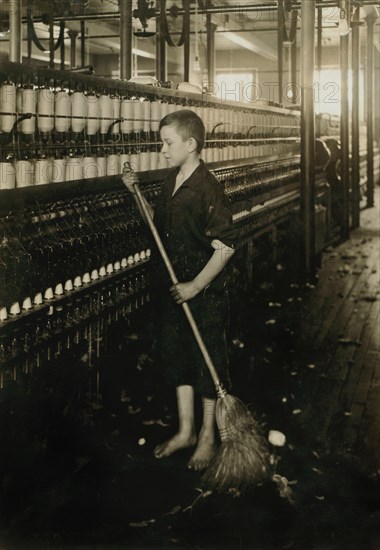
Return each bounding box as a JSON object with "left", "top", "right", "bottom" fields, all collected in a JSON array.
[{"left": 314, "top": 68, "right": 365, "bottom": 118}]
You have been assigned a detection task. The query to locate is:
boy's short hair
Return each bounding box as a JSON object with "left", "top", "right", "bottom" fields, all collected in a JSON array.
[{"left": 159, "top": 109, "right": 205, "bottom": 153}]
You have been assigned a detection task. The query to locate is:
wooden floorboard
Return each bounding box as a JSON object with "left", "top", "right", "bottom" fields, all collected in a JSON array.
[{"left": 291, "top": 188, "right": 380, "bottom": 467}]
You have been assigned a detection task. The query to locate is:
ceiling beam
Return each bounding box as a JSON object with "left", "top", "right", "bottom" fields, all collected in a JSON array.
[{"left": 221, "top": 31, "right": 278, "bottom": 60}]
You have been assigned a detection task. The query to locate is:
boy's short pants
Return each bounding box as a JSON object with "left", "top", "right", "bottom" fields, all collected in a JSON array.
[{"left": 155, "top": 288, "right": 231, "bottom": 399}]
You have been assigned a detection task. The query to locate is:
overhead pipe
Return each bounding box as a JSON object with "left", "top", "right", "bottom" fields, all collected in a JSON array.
[
  {"left": 18, "top": 2, "right": 380, "bottom": 22},
  {"left": 340, "top": 6, "right": 350, "bottom": 240},
  {"left": 351, "top": 7, "right": 361, "bottom": 228},
  {"left": 9, "top": 0, "right": 22, "bottom": 63},
  {"left": 119, "top": 0, "right": 133, "bottom": 80},
  {"left": 2, "top": 23, "right": 343, "bottom": 43},
  {"left": 300, "top": 0, "right": 316, "bottom": 278}
]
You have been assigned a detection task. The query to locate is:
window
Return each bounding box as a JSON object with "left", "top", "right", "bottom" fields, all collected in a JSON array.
[{"left": 315, "top": 68, "right": 365, "bottom": 118}]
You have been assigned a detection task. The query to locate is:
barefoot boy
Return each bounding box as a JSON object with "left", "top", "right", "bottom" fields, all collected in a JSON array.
[{"left": 122, "top": 109, "right": 235, "bottom": 471}]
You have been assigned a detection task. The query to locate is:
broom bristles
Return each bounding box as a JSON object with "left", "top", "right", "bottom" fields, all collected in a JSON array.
[{"left": 202, "top": 393, "right": 271, "bottom": 494}]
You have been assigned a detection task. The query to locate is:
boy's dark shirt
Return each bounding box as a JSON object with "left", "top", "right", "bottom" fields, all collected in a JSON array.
[{"left": 153, "top": 160, "right": 235, "bottom": 293}]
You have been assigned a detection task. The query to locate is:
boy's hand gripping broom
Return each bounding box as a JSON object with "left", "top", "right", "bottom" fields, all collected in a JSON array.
[{"left": 124, "top": 164, "right": 271, "bottom": 494}]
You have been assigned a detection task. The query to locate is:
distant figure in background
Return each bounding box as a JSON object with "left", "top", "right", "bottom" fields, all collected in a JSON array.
[{"left": 122, "top": 109, "right": 235, "bottom": 470}]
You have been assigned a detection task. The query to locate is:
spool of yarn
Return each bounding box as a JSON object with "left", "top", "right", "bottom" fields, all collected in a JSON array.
[
  {"left": 140, "top": 150, "right": 150, "bottom": 172},
  {"left": 160, "top": 101, "right": 169, "bottom": 118},
  {"left": 82, "top": 156, "right": 97, "bottom": 178},
  {"left": 22, "top": 296, "right": 33, "bottom": 310},
  {"left": 82, "top": 272, "right": 91, "bottom": 284},
  {"left": 54, "top": 283, "right": 64, "bottom": 295},
  {"left": 15, "top": 159, "right": 34, "bottom": 188},
  {"left": 143, "top": 100, "right": 151, "bottom": 133},
  {"left": 64, "top": 280, "right": 73, "bottom": 292},
  {"left": 33, "top": 292, "right": 43, "bottom": 305},
  {"left": 149, "top": 150, "right": 158, "bottom": 170},
  {"left": 50, "top": 158, "right": 66, "bottom": 183},
  {"left": 133, "top": 99, "right": 144, "bottom": 133},
  {"left": 55, "top": 90, "right": 71, "bottom": 133},
  {"left": 0, "top": 161, "right": 16, "bottom": 190},
  {"left": 120, "top": 98, "right": 133, "bottom": 134},
  {"left": 17, "top": 86, "right": 36, "bottom": 135},
  {"left": 96, "top": 155, "right": 107, "bottom": 177},
  {"left": 71, "top": 91, "right": 87, "bottom": 133},
  {"left": 73, "top": 276, "right": 82, "bottom": 288},
  {"left": 65, "top": 156, "right": 83, "bottom": 181},
  {"left": 0, "top": 82, "right": 16, "bottom": 133},
  {"left": 106, "top": 153, "right": 120, "bottom": 176},
  {"left": 34, "top": 158, "right": 51, "bottom": 185},
  {"left": 130, "top": 152, "right": 140, "bottom": 172},
  {"left": 9, "top": 302, "right": 21, "bottom": 315},
  {"left": 111, "top": 95, "right": 121, "bottom": 134},
  {"left": 99, "top": 94, "right": 113, "bottom": 134},
  {"left": 37, "top": 88, "right": 54, "bottom": 134},
  {"left": 150, "top": 100, "right": 161, "bottom": 132},
  {"left": 44, "top": 287, "right": 54, "bottom": 300},
  {"left": 86, "top": 93, "right": 100, "bottom": 135},
  {"left": 0, "top": 307, "right": 8, "bottom": 321}
]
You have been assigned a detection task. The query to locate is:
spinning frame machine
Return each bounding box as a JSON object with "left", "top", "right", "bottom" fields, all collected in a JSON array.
[{"left": 0, "top": 60, "right": 350, "bottom": 395}]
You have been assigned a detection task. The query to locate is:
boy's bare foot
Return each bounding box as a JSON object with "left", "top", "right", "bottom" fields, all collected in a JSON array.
[
  {"left": 187, "top": 434, "right": 217, "bottom": 471},
  {"left": 154, "top": 432, "right": 197, "bottom": 459}
]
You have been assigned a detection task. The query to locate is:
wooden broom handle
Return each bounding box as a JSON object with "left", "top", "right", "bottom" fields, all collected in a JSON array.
[{"left": 132, "top": 182, "right": 221, "bottom": 387}]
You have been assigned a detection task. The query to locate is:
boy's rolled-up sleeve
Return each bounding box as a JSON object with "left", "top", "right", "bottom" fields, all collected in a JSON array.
[{"left": 204, "top": 183, "right": 236, "bottom": 249}]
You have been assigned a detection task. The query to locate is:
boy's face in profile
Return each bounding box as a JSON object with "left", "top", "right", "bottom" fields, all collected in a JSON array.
[{"left": 160, "top": 124, "right": 196, "bottom": 168}]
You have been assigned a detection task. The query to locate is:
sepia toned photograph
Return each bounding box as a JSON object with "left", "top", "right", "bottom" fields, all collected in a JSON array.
[{"left": 0, "top": 1, "right": 379, "bottom": 548}]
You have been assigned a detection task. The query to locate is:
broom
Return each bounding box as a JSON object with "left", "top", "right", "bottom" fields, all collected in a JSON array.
[{"left": 124, "top": 164, "right": 271, "bottom": 494}]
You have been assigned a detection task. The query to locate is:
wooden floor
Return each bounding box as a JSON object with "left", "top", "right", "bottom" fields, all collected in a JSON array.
[{"left": 290, "top": 188, "right": 380, "bottom": 471}]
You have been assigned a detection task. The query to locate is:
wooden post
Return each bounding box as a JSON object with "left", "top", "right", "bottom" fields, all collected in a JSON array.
[
  {"left": 300, "top": 0, "right": 316, "bottom": 278},
  {"left": 365, "top": 16, "right": 376, "bottom": 207},
  {"left": 340, "top": 18, "right": 350, "bottom": 239},
  {"left": 351, "top": 8, "right": 361, "bottom": 228}
]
